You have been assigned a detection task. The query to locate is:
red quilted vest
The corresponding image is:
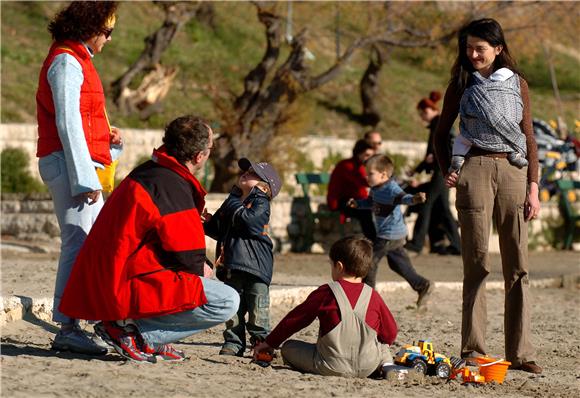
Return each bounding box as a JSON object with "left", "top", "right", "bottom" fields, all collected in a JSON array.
[{"left": 36, "top": 40, "right": 111, "bottom": 165}]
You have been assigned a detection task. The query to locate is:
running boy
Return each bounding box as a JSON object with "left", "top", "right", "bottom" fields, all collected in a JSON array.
[
  {"left": 348, "top": 154, "right": 433, "bottom": 308},
  {"left": 253, "top": 236, "right": 397, "bottom": 378},
  {"left": 204, "top": 158, "right": 281, "bottom": 357}
]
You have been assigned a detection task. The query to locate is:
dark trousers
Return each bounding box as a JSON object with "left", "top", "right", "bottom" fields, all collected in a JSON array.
[
  {"left": 340, "top": 204, "right": 376, "bottom": 241},
  {"left": 222, "top": 270, "right": 270, "bottom": 354},
  {"left": 364, "top": 238, "right": 429, "bottom": 290},
  {"left": 407, "top": 170, "right": 461, "bottom": 252}
]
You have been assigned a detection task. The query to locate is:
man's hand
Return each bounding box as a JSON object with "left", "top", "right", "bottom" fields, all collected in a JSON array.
[
  {"left": 203, "top": 262, "right": 214, "bottom": 278},
  {"left": 79, "top": 190, "right": 101, "bottom": 205},
  {"left": 110, "top": 126, "right": 122, "bottom": 145},
  {"left": 346, "top": 198, "right": 358, "bottom": 208},
  {"left": 411, "top": 192, "right": 427, "bottom": 205}
]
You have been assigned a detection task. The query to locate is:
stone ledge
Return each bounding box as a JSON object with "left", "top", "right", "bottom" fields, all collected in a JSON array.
[{"left": 3, "top": 274, "right": 576, "bottom": 326}]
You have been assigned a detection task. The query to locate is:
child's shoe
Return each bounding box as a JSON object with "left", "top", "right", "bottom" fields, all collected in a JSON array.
[
  {"left": 219, "top": 345, "right": 244, "bottom": 357},
  {"left": 507, "top": 152, "right": 528, "bottom": 168},
  {"left": 449, "top": 155, "right": 465, "bottom": 174},
  {"left": 416, "top": 281, "right": 433, "bottom": 309}
]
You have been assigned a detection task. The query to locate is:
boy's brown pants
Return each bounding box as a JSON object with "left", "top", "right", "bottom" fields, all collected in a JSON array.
[{"left": 455, "top": 156, "right": 535, "bottom": 366}]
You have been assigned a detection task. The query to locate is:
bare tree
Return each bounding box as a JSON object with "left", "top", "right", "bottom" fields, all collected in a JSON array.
[
  {"left": 111, "top": 1, "right": 214, "bottom": 119},
  {"left": 209, "top": 3, "right": 453, "bottom": 192}
]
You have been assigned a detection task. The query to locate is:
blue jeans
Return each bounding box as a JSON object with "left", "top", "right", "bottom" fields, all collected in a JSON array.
[
  {"left": 222, "top": 270, "right": 270, "bottom": 354},
  {"left": 134, "top": 277, "right": 239, "bottom": 345},
  {"left": 39, "top": 153, "right": 104, "bottom": 324}
]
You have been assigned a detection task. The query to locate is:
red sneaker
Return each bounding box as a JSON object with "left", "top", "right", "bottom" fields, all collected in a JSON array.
[
  {"left": 94, "top": 322, "right": 156, "bottom": 363},
  {"left": 142, "top": 343, "right": 186, "bottom": 362}
]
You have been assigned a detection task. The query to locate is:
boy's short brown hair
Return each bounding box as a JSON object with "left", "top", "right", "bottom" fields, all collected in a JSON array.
[
  {"left": 329, "top": 236, "right": 373, "bottom": 278},
  {"left": 365, "top": 154, "right": 394, "bottom": 176}
]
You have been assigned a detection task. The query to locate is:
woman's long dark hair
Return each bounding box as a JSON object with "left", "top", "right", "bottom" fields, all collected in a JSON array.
[
  {"left": 450, "top": 18, "right": 520, "bottom": 93},
  {"left": 48, "top": 1, "right": 118, "bottom": 42}
]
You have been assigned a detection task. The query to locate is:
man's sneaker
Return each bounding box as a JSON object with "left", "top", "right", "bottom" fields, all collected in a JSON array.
[
  {"left": 142, "top": 343, "right": 186, "bottom": 362},
  {"left": 94, "top": 322, "right": 156, "bottom": 363},
  {"left": 416, "top": 281, "right": 433, "bottom": 308},
  {"left": 52, "top": 326, "right": 108, "bottom": 355}
]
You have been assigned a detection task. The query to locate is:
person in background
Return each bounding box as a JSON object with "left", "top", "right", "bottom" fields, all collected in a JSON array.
[
  {"left": 327, "top": 139, "right": 376, "bottom": 241},
  {"left": 433, "top": 18, "right": 541, "bottom": 374},
  {"left": 204, "top": 158, "right": 282, "bottom": 357},
  {"left": 405, "top": 91, "right": 461, "bottom": 256},
  {"left": 348, "top": 154, "right": 432, "bottom": 308},
  {"left": 60, "top": 116, "right": 239, "bottom": 363},
  {"left": 36, "top": 1, "right": 122, "bottom": 355},
  {"left": 253, "top": 236, "right": 397, "bottom": 378},
  {"left": 364, "top": 130, "right": 383, "bottom": 153}
]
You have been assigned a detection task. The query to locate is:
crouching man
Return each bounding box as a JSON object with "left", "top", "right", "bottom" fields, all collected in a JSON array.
[{"left": 60, "top": 115, "right": 239, "bottom": 362}]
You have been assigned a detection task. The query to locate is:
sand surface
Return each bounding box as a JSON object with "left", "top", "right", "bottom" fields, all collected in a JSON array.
[{"left": 1, "top": 249, "right": 579, "bottom": 397}]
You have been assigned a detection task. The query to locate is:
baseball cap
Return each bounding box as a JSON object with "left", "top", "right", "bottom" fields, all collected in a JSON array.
[{"left": 238, "top": 158, "right": 282, "bottom": 199}]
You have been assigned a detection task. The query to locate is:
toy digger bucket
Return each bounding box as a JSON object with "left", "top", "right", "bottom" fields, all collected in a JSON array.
[{"left": 475, "top": 357, "right": 511, "bottom": 384}]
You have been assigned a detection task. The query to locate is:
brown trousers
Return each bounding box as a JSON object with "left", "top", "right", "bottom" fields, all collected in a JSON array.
[{"left": 455, "top": 156, "right": 534, "bottom": 366}]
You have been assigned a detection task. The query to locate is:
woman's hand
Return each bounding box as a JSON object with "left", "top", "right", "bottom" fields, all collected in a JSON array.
[
  {"left": 110, "top": 126, "right": 122, "bottom": 145},
  {"left": 445, "top": 171, "right": 459, "bottom": 188},
  {"left": 79, "top": 190, "right": 101, "bottom": 205},
  {"left": 525, "top": 182, "right": 541, "bottom": 222}
]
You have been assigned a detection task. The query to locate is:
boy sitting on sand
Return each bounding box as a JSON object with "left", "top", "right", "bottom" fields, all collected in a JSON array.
[{"left": 253, "top": 236, "right": 397, "bottom": 378}]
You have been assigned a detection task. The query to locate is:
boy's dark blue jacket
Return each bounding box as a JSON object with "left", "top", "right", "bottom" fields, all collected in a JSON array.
[{"left": 204, "top": 187, "right": 274, "bottom": 285}]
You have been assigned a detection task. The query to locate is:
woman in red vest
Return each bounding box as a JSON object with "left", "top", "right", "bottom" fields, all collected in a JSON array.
[{"left": 36, "top": 1, "right": 121, "bottom": 355}]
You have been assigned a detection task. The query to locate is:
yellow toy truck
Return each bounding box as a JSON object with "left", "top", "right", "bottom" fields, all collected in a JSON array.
[{"left": 394, "top": 340, "right": 452, "bottom": 378}]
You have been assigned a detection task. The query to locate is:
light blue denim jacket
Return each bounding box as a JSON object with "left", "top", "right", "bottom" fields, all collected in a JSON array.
[
  {"left": 356, "top": 179, "right": 413, "bottom": 240},
  {"left": 43, "top": 43, "right": 122, "bottom": 197}
]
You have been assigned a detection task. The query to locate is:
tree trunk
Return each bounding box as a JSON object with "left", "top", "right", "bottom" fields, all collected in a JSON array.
[
  {"left": 360, "top": 45, "right": 386, "bottom": 127},
  {"left": 110, "top": 2, "right": 205, "bottom": 118}
]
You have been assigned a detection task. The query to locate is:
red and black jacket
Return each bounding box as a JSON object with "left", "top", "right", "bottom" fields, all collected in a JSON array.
[{"left": 60, "top": 146, "right": 207, "bottom": 321}]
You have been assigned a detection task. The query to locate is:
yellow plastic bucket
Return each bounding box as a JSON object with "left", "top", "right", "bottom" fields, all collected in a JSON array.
[{"left": 475, "top": 357, "right": 511, "bottom": 384}]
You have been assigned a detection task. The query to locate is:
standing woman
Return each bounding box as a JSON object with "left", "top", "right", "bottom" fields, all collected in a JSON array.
[
  {"left": 36, "top": 1, "right": 121, "bottom": 354},
  {"left": 433, "top": 19, "right": 542, "bottom": 374},
  {"left": 406, "top": 91, "right": 461, "bottom": 256}
]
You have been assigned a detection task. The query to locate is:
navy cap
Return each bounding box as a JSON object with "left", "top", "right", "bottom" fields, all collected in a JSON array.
[{"left": 238, "top": 158, "right": 282, "bottom": 199}]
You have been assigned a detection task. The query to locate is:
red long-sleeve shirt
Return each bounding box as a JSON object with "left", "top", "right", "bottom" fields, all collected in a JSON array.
[{"left": 265, "top": 279, "right": 398, "bottom": 349}]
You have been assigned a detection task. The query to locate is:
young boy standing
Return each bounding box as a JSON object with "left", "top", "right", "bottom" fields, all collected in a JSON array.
[
  {"left": 204, "top": 158, "right": 281, "bottom": 357},
  {"left": 349, "top": 154, "right": 433, "bottom": 308},
  {"left": 253, "top": 236, "right": 397, "bottom": 378}
]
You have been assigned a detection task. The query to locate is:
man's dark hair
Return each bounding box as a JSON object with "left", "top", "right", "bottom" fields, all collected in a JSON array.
[
  {"left": 48, "top": 1, "right": 118, "bottom": 42},
  {"left": 352, "top": 139, "right": 373, "bottom": 158},
  {"left": 329, "top": 236, "right": 373, "bottom": 278},
  {"left": 163, "top": 115, "right": 211, "bottom": 164}
]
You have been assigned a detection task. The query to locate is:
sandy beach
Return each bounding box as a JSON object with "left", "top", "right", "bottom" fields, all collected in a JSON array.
[{"left": 1, "top": 249, "right": 579, "bottom": 397}]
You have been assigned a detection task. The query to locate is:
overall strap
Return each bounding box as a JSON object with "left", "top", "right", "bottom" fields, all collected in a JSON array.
[
  {"left": 327, "top": 281, "right": 355, "bottom": 323},
  {"left": 353, "top": 284, "right": 372, "bottom": 319}
]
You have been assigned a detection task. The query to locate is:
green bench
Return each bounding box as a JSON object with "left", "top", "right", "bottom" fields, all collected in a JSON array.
[
  {"left": 294, "top": 173, "right": 345, "bottom": 249},
  {"left": 555, "top": 179, "right": 580, "bottom": 250}
]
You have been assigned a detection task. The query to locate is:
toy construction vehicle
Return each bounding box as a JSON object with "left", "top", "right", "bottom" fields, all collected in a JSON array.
[{"left": 394, "top": 340, "right": 452, "bottom": 378}]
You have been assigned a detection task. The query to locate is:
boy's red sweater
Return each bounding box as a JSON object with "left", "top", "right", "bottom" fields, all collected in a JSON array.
[{"left": 265, "top": 279, "right": 398, "bottom": 349}]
